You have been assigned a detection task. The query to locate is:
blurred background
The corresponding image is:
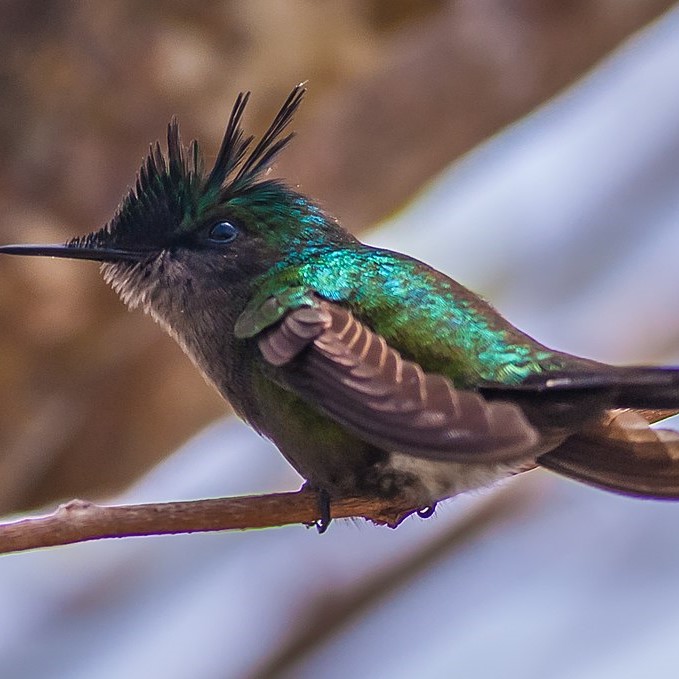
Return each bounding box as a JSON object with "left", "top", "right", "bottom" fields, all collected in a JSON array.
[{"left": 1, "top": 1, "right": 679, "bottom": 677}]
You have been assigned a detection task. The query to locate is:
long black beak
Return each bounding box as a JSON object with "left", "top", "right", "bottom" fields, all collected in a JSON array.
[{"left": 0, "top": 243, "right": 145, "bottom": 262}]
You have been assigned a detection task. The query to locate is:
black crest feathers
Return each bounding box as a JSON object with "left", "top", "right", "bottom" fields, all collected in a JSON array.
[
  {"left": 206, "top": 84, "right": 305, "bottom": 195},
  {"left": 76, "top": 84, "right": 306, "bottom": 250}
]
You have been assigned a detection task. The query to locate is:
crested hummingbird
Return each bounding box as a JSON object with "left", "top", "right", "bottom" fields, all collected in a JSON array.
[{"left": 3, "top": 84, "right": 679, "bottom": 532}]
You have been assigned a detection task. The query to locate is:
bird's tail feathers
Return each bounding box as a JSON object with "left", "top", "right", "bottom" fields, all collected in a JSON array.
[
  {"left": 481, "top": 367, "right": 679, "bottom": 431},
  {"left": 523, "top": 366, "right": 679, "bottom": 409},
  {"left": 538, "top": 409, "right": 679, "bottom": 499}
]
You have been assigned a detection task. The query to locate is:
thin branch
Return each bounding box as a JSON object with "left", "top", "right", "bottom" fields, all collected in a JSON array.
[
  {"left": 1, "top": 409, "right": 676, "bottom": 556},
  {"left": 0, "top": 489, "right": 421, "bottom": 556}
]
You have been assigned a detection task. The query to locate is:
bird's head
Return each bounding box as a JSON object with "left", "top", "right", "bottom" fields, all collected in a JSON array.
[{"left": 0, "top": 85, "right": 352, "bottom": 323}]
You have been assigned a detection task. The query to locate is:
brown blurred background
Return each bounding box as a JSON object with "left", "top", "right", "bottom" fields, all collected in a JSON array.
[{"left": 0, "top": 0, "right": 675, "bottom": 514}]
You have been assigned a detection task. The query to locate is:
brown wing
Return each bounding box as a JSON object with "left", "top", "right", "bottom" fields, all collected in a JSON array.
[
  {"left": 257, "top": 299, "right": 540, "bottom": 463},
  {"left": 538, "top": 409, "right": 679, "bottom": 498}
]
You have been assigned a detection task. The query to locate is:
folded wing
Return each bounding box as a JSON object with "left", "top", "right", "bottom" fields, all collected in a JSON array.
[{"left": 257, "top": 297, "right": 540, "bottom": 463}]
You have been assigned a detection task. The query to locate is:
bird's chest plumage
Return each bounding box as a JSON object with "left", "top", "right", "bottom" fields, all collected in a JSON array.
[{"left": 244, "top": 370, "right": 386, "bottom": 490}]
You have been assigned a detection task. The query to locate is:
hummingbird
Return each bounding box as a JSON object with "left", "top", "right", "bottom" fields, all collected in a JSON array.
[{"left": 3, "top": 84, "right": 679, "bottom": 532}]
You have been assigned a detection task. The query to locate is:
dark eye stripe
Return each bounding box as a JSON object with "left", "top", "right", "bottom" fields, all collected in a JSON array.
[{"left": 209, "top": 220, "right": 239, "bottom": 243}]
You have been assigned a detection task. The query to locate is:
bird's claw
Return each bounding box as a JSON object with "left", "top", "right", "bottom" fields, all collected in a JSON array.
[
  {"left": 417, "top": 503, "right": 437, "bottom": 519},
  {"left": 315, "top": 488, "right": 332, "bottom": 533}
]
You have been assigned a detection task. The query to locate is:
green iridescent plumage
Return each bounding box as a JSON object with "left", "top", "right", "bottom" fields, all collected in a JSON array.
[{"left": 240, "top": 243, "right": 573, "bottom": 388}]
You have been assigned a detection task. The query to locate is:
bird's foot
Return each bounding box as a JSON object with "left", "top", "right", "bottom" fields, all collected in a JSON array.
[
  {"left": 416, "top": 503, "right": 437, "bottom": 519},
  {"left": 302, "top": 482, "right": 332, "bottom": 533},
  {"left": 315, "top": 487, "right": 332, "bottom": 534}
]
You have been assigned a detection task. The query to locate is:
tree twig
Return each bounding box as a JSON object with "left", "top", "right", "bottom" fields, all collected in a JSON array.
[
  {"left": 1, "top": 410, "right": 676, "bottom": 557},
  {"left": 0, "top": 489, "right": 422, "bottom": 556}
]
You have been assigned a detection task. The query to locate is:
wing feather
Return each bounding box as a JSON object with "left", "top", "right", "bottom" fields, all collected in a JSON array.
[{"left": 257, "top": 298, "right": 540, "bottom": 462}]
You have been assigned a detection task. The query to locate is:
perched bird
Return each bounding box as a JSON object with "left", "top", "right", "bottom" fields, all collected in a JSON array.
[{"left": 3, "top": 85, "right": 679, "bottom": 531}]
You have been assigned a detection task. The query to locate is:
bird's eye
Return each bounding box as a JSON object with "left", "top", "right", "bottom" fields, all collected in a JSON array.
[{"left": 208, "top": 220, "right": 239, "bottom": 243}]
